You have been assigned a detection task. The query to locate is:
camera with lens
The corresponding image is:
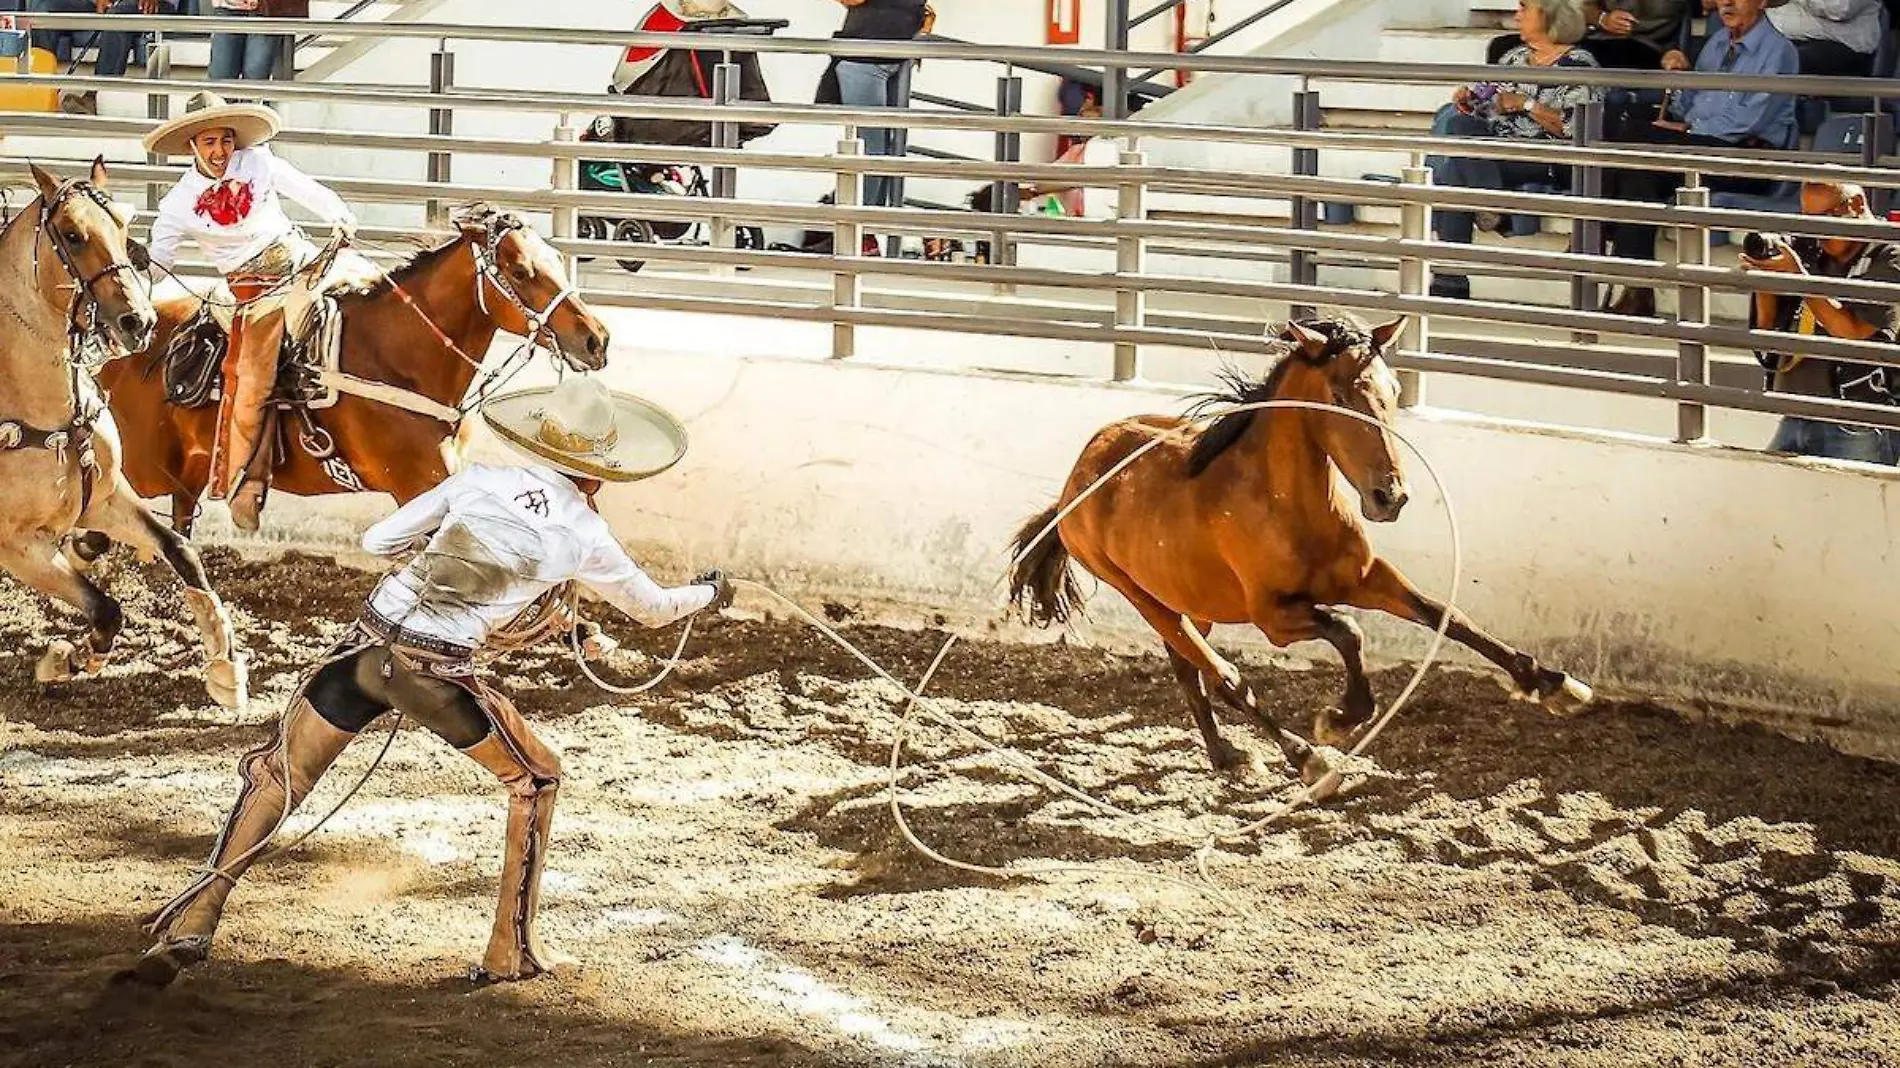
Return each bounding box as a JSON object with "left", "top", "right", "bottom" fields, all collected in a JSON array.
[{"left": 1743, "top": 231, "right": 1820, "bottom": 263}]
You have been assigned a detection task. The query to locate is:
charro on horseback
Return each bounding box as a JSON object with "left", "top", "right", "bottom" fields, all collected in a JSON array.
[{"left": 141, "top": 90, "right": 359, "bottom": 531}]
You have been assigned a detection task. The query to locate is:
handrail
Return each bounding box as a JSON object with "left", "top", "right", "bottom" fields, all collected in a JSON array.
[
  {"left": 296, "top": 0, "right": 379, "bottom": 50},
  {"left": 4, "top": 79, "right": 1895, "bottom": 189},
  {"left": 1129, "top": 0, "right": 1300, "bottom": 83},
  {"left": 918, "top": 34, "right": 1174, "bottom": 100},
  {"left": 19, "top": 14, "right": 1900, "bottom": 98},
  {"left": 1129, "top": 0, "right": 1185, "bottom": 30}
]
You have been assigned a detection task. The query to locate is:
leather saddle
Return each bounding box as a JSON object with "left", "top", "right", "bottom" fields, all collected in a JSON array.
[{"left": 157, "top": 293, "right": 344, "bottom": 411}]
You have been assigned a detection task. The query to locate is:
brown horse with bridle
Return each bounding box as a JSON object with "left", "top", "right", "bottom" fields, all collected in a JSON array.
[
  {"left": 94, "top": 205, "right": 611, "bottom": 533},
  {"left": 1010, "top": 314, "right": 1591, "bottom": 786}
]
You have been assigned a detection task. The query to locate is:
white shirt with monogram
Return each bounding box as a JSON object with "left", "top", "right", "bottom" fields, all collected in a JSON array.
[{"left": 361, "top": 463, "right": 713, "bottom": 650}]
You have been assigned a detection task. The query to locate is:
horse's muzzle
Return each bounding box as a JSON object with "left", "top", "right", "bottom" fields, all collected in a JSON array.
[
  {"left": 116, "top": 310, "right": 158, "bottom": 354},
  {"left": 1364, "top": 484, "right": 1408, "bottom": 523}
]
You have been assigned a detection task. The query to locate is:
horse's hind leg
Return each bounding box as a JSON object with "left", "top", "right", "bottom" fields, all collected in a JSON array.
[
  {"left": 0, "top": 540, "right": 124, "bottom": 684},
  {"left": 82, "top": 487, "right": 247, "bottom": 710},
  {"left": 1344, "top": 558, "right": 1592, "bottom": 711},
  {"left": 1165, "top": 645, "right": 1247, "bottom": 772}
]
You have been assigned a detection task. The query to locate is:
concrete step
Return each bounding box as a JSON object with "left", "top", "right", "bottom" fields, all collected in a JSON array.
[
  {"left": 1320, "top": 108, "right": 1437, "bottom": 132},
  {"left": 1378, "top": 26, "right": 1500, "bottom": 65},
  {"left": 1310, "top": 78, "right": 1455, "bottom": 115}
]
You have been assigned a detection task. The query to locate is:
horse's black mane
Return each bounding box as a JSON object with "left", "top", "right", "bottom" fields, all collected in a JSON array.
[
  {"left": 331, "top": 203, "right": 506, "bottom": 305},
  {"left": 1184, "top": 315, "right": 1371, "bottom": 478}
]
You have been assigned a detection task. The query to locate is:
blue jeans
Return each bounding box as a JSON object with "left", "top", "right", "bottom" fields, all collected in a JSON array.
[
  {"left": 1426, "top": 107, "right": 1561, "bottom": 246},
  {"left": 209, "top": 7, "right": 284, "bottom": 81},
  {"left": 1767, "top": 417, "right": 1899, "bottom": 465},
  {"left": 835, "top": 59, "right": 908, "bottom": 209}
]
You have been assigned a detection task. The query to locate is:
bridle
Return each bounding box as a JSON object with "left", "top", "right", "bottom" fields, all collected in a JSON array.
[
  {"left": 34, "top": 178, "right": 152, "bottom": 366},
  {"left": 469, "top": 211, "right": 579, "bottom": 353},
  {"left": 0, "top": 178, "right": 150, "bottom": 511}
]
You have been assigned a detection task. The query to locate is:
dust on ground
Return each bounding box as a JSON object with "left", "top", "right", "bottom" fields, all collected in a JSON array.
[{"left": 3, "top": 550, "right": 1899, "bottom": 1068}]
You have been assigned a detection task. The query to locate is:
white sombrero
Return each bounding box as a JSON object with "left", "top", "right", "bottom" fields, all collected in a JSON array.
[
  {"left": 143, "top": 91, "right": 282, "bottom": 158},
  {"left": 482, "top": 376, "right": 688, "bottom": 483}
]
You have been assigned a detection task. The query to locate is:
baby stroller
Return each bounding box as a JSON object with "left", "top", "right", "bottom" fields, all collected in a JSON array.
[{"left": 579, "top": 1, "right": 787, "bottom": 272}]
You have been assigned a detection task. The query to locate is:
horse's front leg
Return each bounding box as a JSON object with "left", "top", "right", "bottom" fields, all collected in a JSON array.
[
  {"left": 82, "top": 482, "right": 247, "bottom": 710},
  {"left": 1343, "top": 557, "right": 1592, "bottom": 711},
  {"left": 0, "top": 539, "right": 123, "bottom": 685}
]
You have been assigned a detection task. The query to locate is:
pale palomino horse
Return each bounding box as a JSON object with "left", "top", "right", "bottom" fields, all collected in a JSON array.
[{"left": 0, "top": 161, "right": 245, "bottom": 707}]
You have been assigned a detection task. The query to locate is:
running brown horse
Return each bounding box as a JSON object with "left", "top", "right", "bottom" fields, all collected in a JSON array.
[
  {"left": 1009, "top": 314, "right": 1591, "bottom": 784},
  {"left": 94, "top": 205, "right": 610, "bottom": 533}
]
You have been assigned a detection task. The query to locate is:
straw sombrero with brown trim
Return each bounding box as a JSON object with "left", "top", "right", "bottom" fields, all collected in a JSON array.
[
  {"left": 483, "top": 376, "right": 688, "bottom": 483},
  {"left": 143, "top": 91, "right": 282, "bottom": 158}
]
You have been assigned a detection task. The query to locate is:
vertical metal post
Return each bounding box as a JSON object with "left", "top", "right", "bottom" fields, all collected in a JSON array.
[
  {"left": 1103, "top": 0, "right": 1130, "bottom": 121},
  {"left": 1861, "top": 111, "right": 1893, "bottom": 215},
  {"left": 1289, "top": 88, "right": 1321, "bottom": 318},
  {"left": 1397, "top": 164, "right": 1432, "bottom": 409},
  {"left": 990, "top": 72, "right": 1022, "bottom": 279},
  {"left": 1569, "top": 100, "right": 1604, "bottom": 315},
  {"left": 1112, "top": 149, "right": 1147, "bottom": 382},
  {"left": 145, "top": 41, "right": 173, "bottom": 214},
  {"left": 710, "top": 60, "right": 740, "bottom": 266},
  {"left": 832, "top": 138, "right": 864, "bottom": 360},
  {"left": 1674, "top": 183, "right": 1710, "bottom": 443},
  {"left": 883, "top": 59, "right": 915, "bottom": 259},
  {"left": 551, "top": 118, "right": 579, "bottom": 281},
  {"left": 427, "top": 43, "right": 454, "bottom": 227},
  {"left": 15, "top": 14, "right": 30, "bottom": 73}
]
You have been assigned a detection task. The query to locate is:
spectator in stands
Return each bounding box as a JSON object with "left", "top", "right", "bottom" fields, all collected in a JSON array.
[
  {"left": 1586, "top": 0, "right": 1695, "bottom": 67},
  {"left": 1490, "top": 1, "right": 1692, "bottom": 68},
  {"left": 28, "top": 0, "right": 175, "bottom": 116},
  {"left": 1766, "top": 0, "right": 1886, "bottom": 76},
  {"left": 1430, "top": 0, "right": 1603, "bottom": 300},
  {"left": 817, "top": 0, "right": 936, "bottom": 211},
  {"left": 1601, "top": 0, "right": 1798, "bottom": 316},
  {"left": 1746, "top": 181, "right": 1900, "bottom": 463},
  {"left": 208, "top": 0, "right": 301, "bottom": 83}
]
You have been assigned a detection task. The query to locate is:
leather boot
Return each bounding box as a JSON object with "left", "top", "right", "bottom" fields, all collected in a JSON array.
[
  {"left": 1606, "top": 286, "right": 1657, "bottom": 318},
  {"left": 226, "top": 410, "right": 278, "bottom": 533},
  {"left": 215, "top": 305, "right": 287, "bottom": 505},
  {"left": 463, "top": 733, "right": 564, "bottom": 981},
  {"left": 126, "top": 699, "right": 354, "bottom": 987}
]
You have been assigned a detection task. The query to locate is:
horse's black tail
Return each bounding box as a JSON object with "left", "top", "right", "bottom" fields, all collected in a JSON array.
[{"left": 1007, "top": 503, "right": 1085, "bottom": 627}]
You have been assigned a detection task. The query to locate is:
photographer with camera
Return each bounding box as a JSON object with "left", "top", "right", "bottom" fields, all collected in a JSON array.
[{"left": 1743, "top": 181, "right": 1900, "bottom": 464}]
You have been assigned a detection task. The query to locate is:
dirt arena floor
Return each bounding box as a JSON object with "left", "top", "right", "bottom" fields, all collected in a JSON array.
[{"left": 3, "top": 549, "right": 1900, "bottom": 1067}]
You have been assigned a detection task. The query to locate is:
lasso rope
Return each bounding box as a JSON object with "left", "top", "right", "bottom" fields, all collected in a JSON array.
[{"left": 177, "top": 400, "right": 1459, "bottom": 916}]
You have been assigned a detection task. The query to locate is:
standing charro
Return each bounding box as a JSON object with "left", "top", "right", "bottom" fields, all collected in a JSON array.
[
  {"left": 126, "top": 375, "right": 733, "bottom": 986},
  {"left": 141, "top": 91, "right": 359, "bottom": 531}
]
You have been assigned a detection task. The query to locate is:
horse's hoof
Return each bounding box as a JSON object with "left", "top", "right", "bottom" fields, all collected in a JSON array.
[
  {"left": 205, "top": 656, "right": 248, "bottom": 711},
  {"left": 1547, "top": 674, "right": 1594, "bottom": 714},
  {"left": 1312, "top": 708, "right": 1371, "bottom": 748},
  {"left": 1206, "top": 741, "right": 1252, "bottom": 776},
  {"left": 35, "top": 641, "right": 78, "bottom": 683},
  {"left": 1299, "top": 746, "right": 1346, "bottom": 805}
]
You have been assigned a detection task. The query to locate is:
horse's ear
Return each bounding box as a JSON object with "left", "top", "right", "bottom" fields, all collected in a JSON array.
[
  {"left": 1369, "top": 317, "right": 1407, "bottom": 352},
  {"left": 1280, "top": 319, "right": 1330, "bottom": 361},
  {"left": 28, "top": 162, "right": 60, "bottom": 200},
  {"left": 90, "top": 156, "right": 109, "bottom": 191}
]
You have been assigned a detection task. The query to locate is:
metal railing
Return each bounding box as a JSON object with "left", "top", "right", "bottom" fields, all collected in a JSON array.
[{"left": 9, "top": 14, "right": 1900, "bottom": 446}]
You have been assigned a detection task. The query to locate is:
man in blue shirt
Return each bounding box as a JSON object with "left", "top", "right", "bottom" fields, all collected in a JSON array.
[{"left": 1602, "top": 0, "right": 1801, "bottom": 316}]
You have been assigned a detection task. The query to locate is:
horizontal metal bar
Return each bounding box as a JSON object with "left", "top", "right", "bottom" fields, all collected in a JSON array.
[
  {"left": 919, "top": 34, "right": 1175, "bottom": 99},
  {"left": 1128, "top": 0, "right": 1184, "bottom": 29},
  {"left": 9, "top": 113, "right": 1897, "bottom": 238},
  {"left": 5, "top": 73, "right": 1895, "bottom": 189},
  {"left": 908, "top": 91, "right": 993, "bottom": 114},
  {"left": 20, "top": 14, "right": 1900, "bottom": 98}
]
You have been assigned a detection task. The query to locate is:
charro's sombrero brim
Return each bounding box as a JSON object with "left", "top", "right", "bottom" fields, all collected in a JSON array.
[
  {"left": 482, "top": 385, "right": 689, "bottom": 483},
  {"left": 143, "top": 103, "right": 281, "bottom": 158}
]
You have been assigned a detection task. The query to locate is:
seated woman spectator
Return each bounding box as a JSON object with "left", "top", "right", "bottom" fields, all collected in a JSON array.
[
  {"left": 1765, "top": 0, "right": 1886, "bottom": 76},
  {"left": 1431, "top": 0, "right": 1603, "bottom": 300}
]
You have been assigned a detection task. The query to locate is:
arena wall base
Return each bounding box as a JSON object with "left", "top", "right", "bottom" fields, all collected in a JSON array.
[{"left": 232, "top": 346, "right": 1900, "bottom": 763}]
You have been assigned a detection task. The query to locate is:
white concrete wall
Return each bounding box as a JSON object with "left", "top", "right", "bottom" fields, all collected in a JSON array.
[{"left": 230, "top": 304, "right": 1900, "bottom": 763}]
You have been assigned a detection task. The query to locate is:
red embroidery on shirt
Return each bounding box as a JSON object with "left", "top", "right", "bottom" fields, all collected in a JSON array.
[{"left": 193, "top": 180, "right": 255, "bottom": 226}]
